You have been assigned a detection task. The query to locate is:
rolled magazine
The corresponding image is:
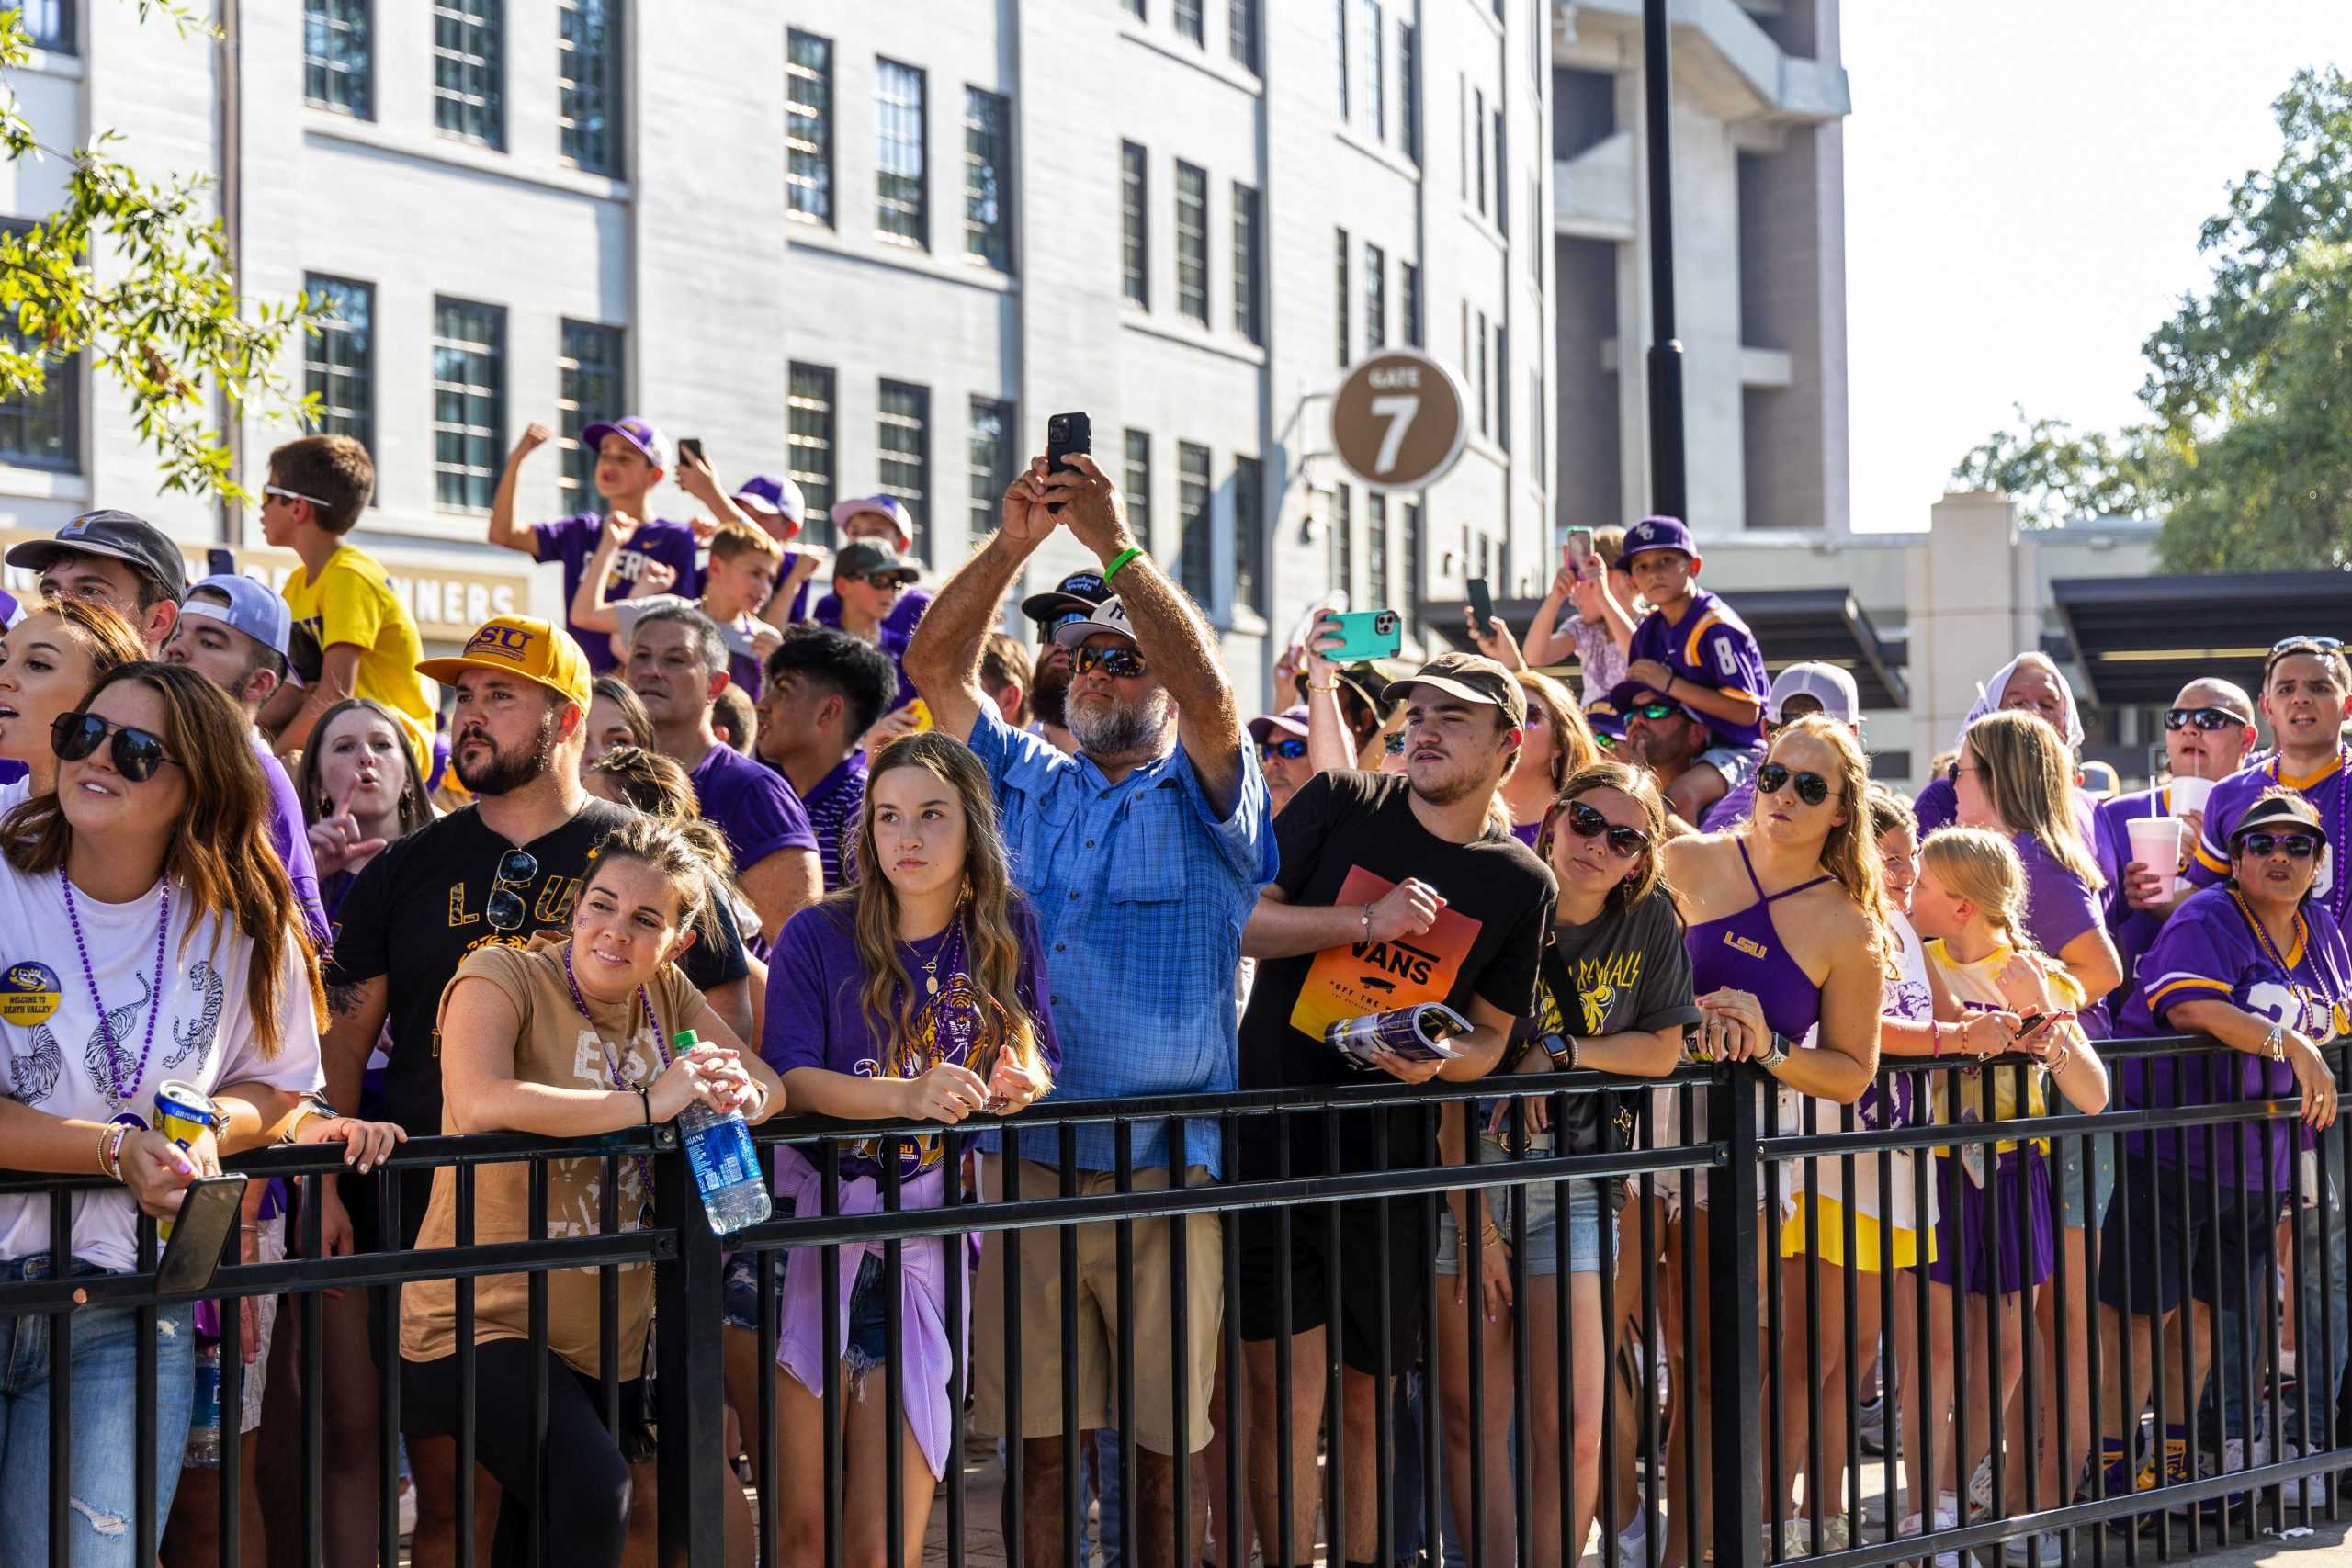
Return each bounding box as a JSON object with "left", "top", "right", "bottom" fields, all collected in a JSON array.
[{"left": 1325, "top": 1003, "right": 1473, "bottom": 1070}]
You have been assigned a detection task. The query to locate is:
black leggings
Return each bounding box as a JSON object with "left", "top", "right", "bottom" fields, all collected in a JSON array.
[{"left": 401, "top": 1340, "right": 639, "bottom": 1568}]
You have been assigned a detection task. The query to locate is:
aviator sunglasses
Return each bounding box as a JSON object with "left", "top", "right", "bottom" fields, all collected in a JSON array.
[
  {"left": 51, "top": 712, "right": 177, "bottom": 784},
  {"left": 1754, "top": 761, "right": 1833, "bottom": 807},
  {"left": 1560, "top": 799, "right": 1651, "bottom": 859},
  {"left": 1072, "top": 646, "right": 1149, "bottom": 680},
  {"left": 485, "top": 848, "right": 541, "bottom": 934}
]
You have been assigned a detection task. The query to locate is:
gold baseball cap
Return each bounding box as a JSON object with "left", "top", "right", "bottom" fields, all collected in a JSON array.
[{"left": 416, "top": 615, "right": 594, "bottom": 709}]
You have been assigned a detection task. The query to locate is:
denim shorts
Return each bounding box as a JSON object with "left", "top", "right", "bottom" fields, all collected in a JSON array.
[
  {"left": 1433, "top": 1133, "right": 1615, "bottom": 1278},
  {"left": 2049, "top": 1089, "right": 2116, "bottom": 1229},
  {"left": 721, "top": 1248, "right": 786, "bottom": 1333},
  {"left": 844, "top": 1252, "right": 892, "bottom": 1372}
]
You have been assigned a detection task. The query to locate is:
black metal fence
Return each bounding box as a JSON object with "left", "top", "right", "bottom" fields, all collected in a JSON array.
[{"left": 1, "top": 1035, "right": 2346, "bottom": 1567}]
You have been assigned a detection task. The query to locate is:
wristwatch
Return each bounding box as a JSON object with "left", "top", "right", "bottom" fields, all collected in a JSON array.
[
  {"left": 1756, "top": 1031, "right": 1792, "bottom": 1070},
  {"left": 1540, "top": 1032, "right": 1578, "bottom": 1071},
  {"left": 278, "top": 1091, "right": 342, "bottom": 1145}
]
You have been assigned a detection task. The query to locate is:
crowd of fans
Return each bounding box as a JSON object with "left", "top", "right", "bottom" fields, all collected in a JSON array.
[{"left": 0, "top": 409, "right": 2344, "bottom": 1568}]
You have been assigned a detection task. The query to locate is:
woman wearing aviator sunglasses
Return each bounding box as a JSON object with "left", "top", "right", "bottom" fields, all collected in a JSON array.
[
  {"left": 1435, "top": 761, "right": 1697, "bottom": 1568},
  {"left": 0, "top": 662, "right": 331, "bottom": 1565},
  {"left": 1651, "top": 713, "right": 1890, "bottom": 1567}
]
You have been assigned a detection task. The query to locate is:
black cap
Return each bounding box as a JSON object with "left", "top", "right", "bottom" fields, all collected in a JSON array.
[
  {"left": 6, "top": 510, "right": 188, "bottom": 602},
  {"left": 1021, "top": 570, "right": 1111, "bottom": 624},
  {"left": 833, "top": 539, "right": 920, "bottom": 585},
  {"left": 1390, "top": 652, "right": 1529, "bottom": 728}
]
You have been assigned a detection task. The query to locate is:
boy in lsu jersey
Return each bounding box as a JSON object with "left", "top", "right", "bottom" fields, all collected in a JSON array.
[{"left": 1619, "top": 515, "right": 1769, "bottom": 827}]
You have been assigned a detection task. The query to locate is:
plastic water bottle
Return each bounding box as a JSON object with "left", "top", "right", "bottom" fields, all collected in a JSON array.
[
  {"left": 187, "top": 1341, "right": 222, "bottom": 1466},
  {"left": 673, "top": 1030, "right": 771, "bottom": 1235}
]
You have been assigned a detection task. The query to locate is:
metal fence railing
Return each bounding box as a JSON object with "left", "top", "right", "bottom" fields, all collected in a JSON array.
[{"left": 1, "top": 1036, "right": 2346, "bottom": 1566}]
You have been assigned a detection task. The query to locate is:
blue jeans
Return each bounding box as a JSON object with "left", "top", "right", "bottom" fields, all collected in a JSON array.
[{"left": 0, "top": 1258, "right": 196, "bottom": 1566}]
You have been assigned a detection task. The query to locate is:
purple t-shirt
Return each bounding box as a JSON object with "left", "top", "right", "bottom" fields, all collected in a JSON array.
[
  {"left": 2096, "top": 785, "right": 2177, "bottom": 1010},
  {"left": 690, "top": 742, "right": 818, "bottom": 874},
  {"left": 1701, "top": 775, "right": 1756, "bottom": 834},
  {"left": 2114, "top": 885, "right": 2352, "bottom": 1188},
  {"left": 1917, "top": 776, "right": 2115, "bottom": 886},
  {"left": 798, "top": 752, "right": 867, "bottom": 893},
  {"left": 1624, "top": 588, "right": 1767, "bottom": 752},
  {"left": 760, "top": 897, "right": 1063, "bottom": 1178},
  {"left": 254, "top": 741, "right": 328, "bottom": 946},
  {"left": 531, "top": 514, "right": 705, "bottom": 674},
  {"left": 2188, "top": 752, "right": 2350, "bottom": 927}
]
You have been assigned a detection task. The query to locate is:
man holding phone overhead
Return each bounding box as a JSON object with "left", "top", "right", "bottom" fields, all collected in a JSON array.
[{"left": 904, "top": 438, "right": 1274, "bottom": 1568}]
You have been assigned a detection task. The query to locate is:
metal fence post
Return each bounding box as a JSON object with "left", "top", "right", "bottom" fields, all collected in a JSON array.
[
  {"left": 654, "top": 1129, "right": 725, "bottom": 1567},
  {"left": 1708, "top": 1065, "right": 1764, "bottom": 1568}
]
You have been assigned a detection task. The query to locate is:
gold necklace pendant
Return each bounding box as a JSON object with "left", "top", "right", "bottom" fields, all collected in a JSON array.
[{"left": 925, "top": 974, "right": 939, "bottom": 996}]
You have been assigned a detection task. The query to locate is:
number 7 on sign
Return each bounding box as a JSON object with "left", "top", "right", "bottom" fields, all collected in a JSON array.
[{"left": 1370, "top": 394, "right": 1420, "bottom": 476}]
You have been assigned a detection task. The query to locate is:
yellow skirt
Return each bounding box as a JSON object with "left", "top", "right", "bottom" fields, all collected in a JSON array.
[{"left": 1778, "top": 1194, "right": 1934, "bottom": 1272}]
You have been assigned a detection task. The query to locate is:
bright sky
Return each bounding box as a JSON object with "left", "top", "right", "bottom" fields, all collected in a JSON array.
[{"left": 1841, "top": 3, "right": 2347, "bottom": 534}]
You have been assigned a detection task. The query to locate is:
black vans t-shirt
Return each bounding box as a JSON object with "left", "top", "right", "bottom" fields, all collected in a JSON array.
[
  {"left": 1241, "top": 770, "right": 1555, "bottom": 1097},
  {"left": 325, "top": 797, "right": 752, "bottom": 1145}
]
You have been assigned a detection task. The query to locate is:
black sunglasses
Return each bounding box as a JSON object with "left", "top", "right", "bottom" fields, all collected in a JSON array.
[
  {"left": 51, "top": 712, "right": 177, "bottom": 784},
  {"left": 1755, "top": 761, "right": 1833, "bottom": 807},
  {"left": 2165, "top": 706, "right": 2251, "bottom": 733},
  {"left": 862, "top": 571, "right": 911, "bottom": 591},
  {"left": 1626, "top": 699, "right": 1680, "bottom": 723},
  {"left": 2237, "top": 831, "right": 2320, "bottom": 861},
  {"left": 1073, "top": 646, "right": 1148, "bottom": 680},
  {"left": 485, "top": 847, "right": 539, "bottom": 934},
  {"left": 1035, "top": 609, "right": 1090, "bottom": 641},
  {"left": 1258, "top": 737, "right": 1307, "bottom": 761},
  {"left": 1562, "top": 799, "right": 1651, "bottom": 859}
]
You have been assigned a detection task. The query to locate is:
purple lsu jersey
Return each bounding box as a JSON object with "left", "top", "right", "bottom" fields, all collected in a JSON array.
[{"left": 1626, "top": 588, "right": 1767, "bottom": 751}]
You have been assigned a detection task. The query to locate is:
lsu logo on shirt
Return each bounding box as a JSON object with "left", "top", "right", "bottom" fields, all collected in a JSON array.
[{"left": 1723, "top": 931, "right": 1769, "bottom": 962}]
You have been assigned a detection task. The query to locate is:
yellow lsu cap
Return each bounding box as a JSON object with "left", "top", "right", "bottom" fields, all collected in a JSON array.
[{"left": 416, "top": 615, "right": 594, "bottom": 710}]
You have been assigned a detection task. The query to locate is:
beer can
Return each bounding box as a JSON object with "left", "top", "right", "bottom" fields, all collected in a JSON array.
[{"left": 153, "top": 1079, "right": 219, "bottom": 1240}]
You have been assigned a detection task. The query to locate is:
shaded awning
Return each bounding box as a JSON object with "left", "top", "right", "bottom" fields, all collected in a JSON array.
[
  {"left": 2052, "top": 571, "right": 2352, "bottom": 706},
  {"left": 1430, "top": 587, "right": 1907, "bottom": 709}
]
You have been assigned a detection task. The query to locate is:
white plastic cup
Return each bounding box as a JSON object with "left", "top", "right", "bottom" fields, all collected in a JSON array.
[
  {"left": 2166, "top": 776, "right": 2216, "bottom": 818},
  {"left": 2127, "top": 816, "right": 2189, "bottom": 897}
]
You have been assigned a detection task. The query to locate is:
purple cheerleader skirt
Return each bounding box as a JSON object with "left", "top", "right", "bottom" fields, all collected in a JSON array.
[{"left": 1928, "top": 1145, "right": 2055, "bottom": 1296}]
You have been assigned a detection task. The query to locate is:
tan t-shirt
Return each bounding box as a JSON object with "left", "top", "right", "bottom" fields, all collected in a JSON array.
[{"left": 400, "top": 933, "right": 707, "bottom": 1380}]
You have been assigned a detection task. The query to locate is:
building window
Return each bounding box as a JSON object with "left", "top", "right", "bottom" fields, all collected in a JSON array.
[
  {"left": 1399, "top": 23, "right": 1419, "bottom": 163},
  {"left": 963, "top": 87, "right": 1012, "bottom": 271},
  {"left": 1363, "top": 243, "right": 1385, "bottom": 352},
  {"left": 1331, "top": 484, "right": 1352, "bottom": 598},
  {"left": 557, "top": 321, "right": 625, "bottom": 510},
  {"left": 1120, "top": 142, "right": 1148, "bottom": 308},
  {"left": 1177, "top": 442, "right": 1212, "bottom": 604},
  {"left": 303, "top": 0, "right": 369, "bottom": 117},
  {"left": 432, "top": 297, "right": 504, "bottom": 513},
  {"left": 1174, "top": 0, "right": 1204, "bottom": 45},
  {"left": 1476, "top": 310, "right": 1489, "bottom": 434},
  {"left": 1334, "top": 228, "right": 1350, "bottom": 368},
  {"left": 877, "top": 379, "right": 930, "bottom": 557},
  {"left": 1473, "top": 86, "right": 1487, "bottom": 214},
  {"left": 787, "top": 364, "right": 837, "bottom": 546},
  {"left": 1401, "top": 502, "right": 1422, "bottom": 614},
  {"left": 1401, "top": 261, "right": 1420, "bottom": 348},
  {"left": 0, "top": 337, "right": 75, "bottom": 473},
  {"left": 1229, "top": 0, "right": 1257, "bottom": 71},
  {"left": 1495, "top": 109, "right": 1509, "bottom": 235},
  {"left": 1231, "top": 182, "right": 1262, "bottom": 344},
  {"left": 557, "top": 0, "right": 620, "bottom": 175},
  {"left": 968, "top": 397, "right": 1013, "bottom": 547},
  {"left": 1174, "top": 161, "right": 1208, "bottom": 324},
  {"left": 1363, "top": 1, "right": 1384, "bottom": 140},
  {"left": 1333, "top": 0, "right": 1348, "bottom": 118},
  {"left": 1497, "top": 325, "right": 1510, "bottom": 453},
  {"left": 17, "top": 0, "right": 72, "bottom": 51},
  {"left": 1367, "top": 493, "right": 1388, "bottom": 609},
  {"left": 431, "top": 0, "right": 503, "bottom": 148},
  {"left": 301, "top": 274, "right": 372, "bottom": 456},
  {"left": 786, "top": 30, "right": 833, "bottom": 226},
  {"left": 1123, "top": 0, "right": 1144, "bottom": 15},
  {"left": 875, "top": 59, "right": 928, "bottom": 248},
  {"left": 1532, "top": 371, "right": 1545, "bottom": 484},
  {"left": 1233, "top": 456, "right": 1264, "bottom": 615},
  {"left": 1125, "top": 430, "right": 1152, "bottom": 551}
]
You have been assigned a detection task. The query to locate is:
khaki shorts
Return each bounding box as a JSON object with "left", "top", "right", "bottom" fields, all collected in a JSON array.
[{"left": 969, "top": 1156, "right": 1223, "bottom": 1456}]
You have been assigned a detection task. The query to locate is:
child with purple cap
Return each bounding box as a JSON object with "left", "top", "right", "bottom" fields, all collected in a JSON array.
[
  {"left": 1619, "top": 515, "right": 1768, "bottom": 827},
  {"left": 485, "top": 414, "right": 705, "bottom": 673}
]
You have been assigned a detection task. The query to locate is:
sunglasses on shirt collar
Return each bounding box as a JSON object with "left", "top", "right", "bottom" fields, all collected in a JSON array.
[
  {"left": 2165, "top": 706, "right": 2253, "bottom": 733},
  {"left": 485, "top": 848, "right": 540, "bottom": 934},
  {"left": 1755, "top": 761, "right": 1833, "bottom": 807}
]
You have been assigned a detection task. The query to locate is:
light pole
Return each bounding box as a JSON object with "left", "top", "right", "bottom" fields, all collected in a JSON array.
[{"left": 1642, "top": 0, "right": 1688, "bottom": 521}]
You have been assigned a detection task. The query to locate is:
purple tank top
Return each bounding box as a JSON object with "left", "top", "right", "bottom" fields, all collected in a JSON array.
[{"left": 1685, "top": 840, "right": 1835, "bottom": 1042}]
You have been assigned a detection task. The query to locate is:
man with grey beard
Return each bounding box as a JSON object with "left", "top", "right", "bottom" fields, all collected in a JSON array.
[{"left": 905, "top": 452, "right": 1275, "bottom": 1568}]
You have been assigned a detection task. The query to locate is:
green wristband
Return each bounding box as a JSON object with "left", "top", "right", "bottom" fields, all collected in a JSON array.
[{"left": 1103, "top": 546, "right": 1146, "bottom": 581}]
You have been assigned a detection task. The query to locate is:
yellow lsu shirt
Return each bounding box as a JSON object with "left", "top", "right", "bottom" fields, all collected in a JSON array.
[{"left": 280, "top": 546, "right": 435, "bottom": 739}]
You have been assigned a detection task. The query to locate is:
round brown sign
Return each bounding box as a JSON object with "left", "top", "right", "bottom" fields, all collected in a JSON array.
[{"left": 1330, "top": 349, "right": 1470, "bottom": 492}]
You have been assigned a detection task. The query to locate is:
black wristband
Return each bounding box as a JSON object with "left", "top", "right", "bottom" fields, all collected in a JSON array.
[{"left": 634, "top": 1084, "right": 652, "bottom": 1127}]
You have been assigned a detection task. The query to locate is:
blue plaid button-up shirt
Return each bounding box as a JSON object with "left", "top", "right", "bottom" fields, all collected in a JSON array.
[{"left": 967, "top": 707, "right": 1275, "bottom": 1178}]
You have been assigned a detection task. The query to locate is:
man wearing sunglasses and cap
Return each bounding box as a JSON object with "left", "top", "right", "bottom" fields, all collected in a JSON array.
[
  {"left": 1236, "top": 646, "right": 1553, "bottom": 1567},
  {"left": 1019, "top": 568, "right": 1111, "bottom": 755},
  {"left": 1608, "top": 677, "right": 1713, "bottom": 828},
  {"left": 905, "top": 450, "right": 1273, "bottom": 1568}
]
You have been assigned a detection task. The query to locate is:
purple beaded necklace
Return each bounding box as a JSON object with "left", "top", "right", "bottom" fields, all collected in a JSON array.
[
  {"left": 560, "top": 939, "right": 668, "bottom": 1087},
  {"left": 59, "top": 868, "right": 171, "bottom": 1116},
  {"left": 2270, "top": 743, "right": 2352, "bottom": 925}
]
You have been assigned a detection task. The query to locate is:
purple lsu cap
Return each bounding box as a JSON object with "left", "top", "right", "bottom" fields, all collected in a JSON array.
[
  {"left": 731, "top": 474, "right": 806, "bottom": 535},
  {"left": 829, "top": 494, "right": 915, "bottom": 552},
  {"left": 181, "top": 572, "right": 292, "bottom": 658},
  {"left": 579, "top": 415, "right": 671, "bottom": 471},
  {"left": 1248, "top": 705, "right": 1311, "bottom": 743},
  {"left": 1623, "top": 515, "right": 1695, "bottom": 560}
]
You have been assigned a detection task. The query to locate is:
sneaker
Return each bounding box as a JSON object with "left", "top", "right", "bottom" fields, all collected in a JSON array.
[
  {"left": 1965, "top": 1458, "right": 1995, "bottom": 1520},
  {"left": 396, "top": 1473, "right": 417, "bottom": 1540},
  {"left": 1897, "top": 1500, "right": 1963, "bottom": 1568},
  {"left": 1858, "top": 1393, "right": 1889, "bottom": 1458}
]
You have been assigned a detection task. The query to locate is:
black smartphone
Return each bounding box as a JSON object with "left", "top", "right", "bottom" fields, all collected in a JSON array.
[
  {"left": 157, "top": 1173, "right": 250, "bottom": 1297},
  {"left": 206, "top": 548, "right": 237, "bottom": 580},
  {"left": 1467, "top": 575, "right": 1495, "bottom": 630},
  {"left": 1045, "top": 412, "right": 1091, "bottom": 514},
  {"left": 675, "top": 437, "right": 706, "bottom": 469}
]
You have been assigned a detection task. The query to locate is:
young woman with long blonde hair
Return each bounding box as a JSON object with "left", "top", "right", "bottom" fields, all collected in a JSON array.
[{"left": 761, "top": 731, "right": 1058, "bottom": 1567}]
